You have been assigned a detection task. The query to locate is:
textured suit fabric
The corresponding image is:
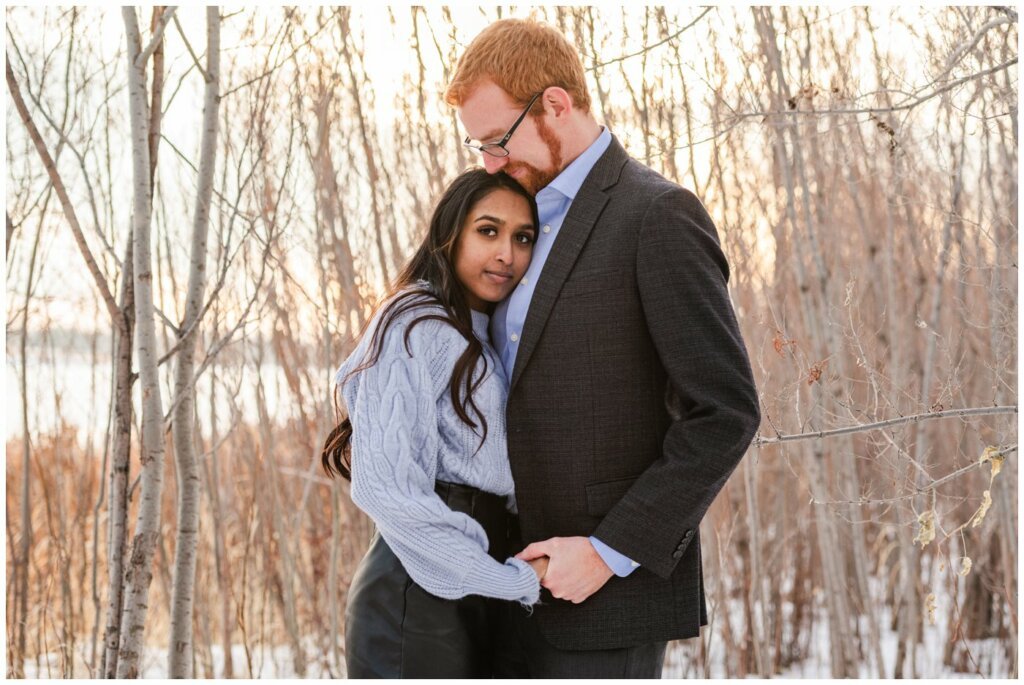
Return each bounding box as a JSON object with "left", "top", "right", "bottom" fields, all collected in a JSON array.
[
  {"left": 493, "top": 600, "right": 668, "bottom": 678},
  {"left": 505, "top": 135, "right": 761, "bottom": 650}
]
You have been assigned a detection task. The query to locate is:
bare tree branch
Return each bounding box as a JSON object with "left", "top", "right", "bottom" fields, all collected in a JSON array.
[
  {"left": 729, "top": 58, "right": 1017, "bottom": 121},
  {"left": 171, "top": 12, "right": 210, "bottom": 82},
  {"left": 6, "top": 56, "right": 125, "bottom": 332},
  {"left": 755, "top": 405, "right": 1018, "bottom": 446},
  {"left": 589, "top": 7, "right": 713, "bottom": 71},
  {"left": 136, "top": 6, "right": 177, "bottom": 68}
]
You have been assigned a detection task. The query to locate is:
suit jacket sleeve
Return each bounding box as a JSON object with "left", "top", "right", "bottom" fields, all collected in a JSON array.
[{"left": 592, "top": 185, "right": 761, "bottom": 579}]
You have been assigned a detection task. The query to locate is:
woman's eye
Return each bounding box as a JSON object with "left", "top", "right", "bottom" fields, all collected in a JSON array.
[
  {"left": 516, "top": 233, "right": 536, "bottom": 244},
  {"left": 477, "top": 226, "right": 497, "bottom": 237}
]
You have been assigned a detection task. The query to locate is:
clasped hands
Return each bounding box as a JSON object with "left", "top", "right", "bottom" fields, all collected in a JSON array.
[{"left": 517, "top": 536, "right": 614, "bottom": 604}]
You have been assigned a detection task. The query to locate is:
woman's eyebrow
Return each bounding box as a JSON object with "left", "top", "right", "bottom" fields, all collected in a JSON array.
[{"left": 473, "top": 214, "right": 505, "bottom": 224}]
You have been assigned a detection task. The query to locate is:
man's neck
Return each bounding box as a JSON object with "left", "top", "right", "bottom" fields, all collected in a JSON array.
[{"left": 558, "top": 117, "right": 603, "bottom": 172}]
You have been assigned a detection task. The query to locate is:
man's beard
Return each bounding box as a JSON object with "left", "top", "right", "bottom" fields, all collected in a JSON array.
[{"left": 504, "top": 116, "right": 563, "bottom": 195}]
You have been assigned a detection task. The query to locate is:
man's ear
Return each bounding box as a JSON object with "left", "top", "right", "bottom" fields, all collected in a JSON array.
[{"left": 541, "top": 86, "right": 574, "bottom": 120}]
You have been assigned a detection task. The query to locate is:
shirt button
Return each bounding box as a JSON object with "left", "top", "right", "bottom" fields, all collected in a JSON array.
[
  {"left": 543, "top": 225, "right": 551, "bottom": 233},
  {"left": 520, "top": 276, "right": 529, "bottom": 286},
  {"left": 510, "top": 333, "right": 519, "bottom": 342},
  {"left": 630, "top": 561, "right": 640, "bottom": 568}
]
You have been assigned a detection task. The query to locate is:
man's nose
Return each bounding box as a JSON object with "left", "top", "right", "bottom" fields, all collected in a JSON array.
[{"left": 482, "top": 154, "right": 507, "bottom": 174}]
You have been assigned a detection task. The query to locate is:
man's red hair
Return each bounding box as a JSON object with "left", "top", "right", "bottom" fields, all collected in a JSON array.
[{"left": 444, "top": 19, "right": 592, "bottom": 113}]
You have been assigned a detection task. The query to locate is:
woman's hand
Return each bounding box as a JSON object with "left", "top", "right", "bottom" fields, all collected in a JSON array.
[{"left": 527, "top": 556, "right": 549, "bottom": 581}]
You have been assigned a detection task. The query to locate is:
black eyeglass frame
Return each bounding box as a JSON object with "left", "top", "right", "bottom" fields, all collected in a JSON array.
[{"left": 462, "top": 91, "right": 544, "bottom": 158}]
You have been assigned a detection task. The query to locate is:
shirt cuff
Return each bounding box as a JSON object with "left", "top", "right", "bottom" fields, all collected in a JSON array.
[{"left": 589, "top": 536, "right": 640, "bottom": 577}]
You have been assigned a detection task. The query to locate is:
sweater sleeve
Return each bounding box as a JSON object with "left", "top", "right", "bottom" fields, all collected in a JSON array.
[{"left": 340, "top": 313, "right": 540, "bottom": 604}]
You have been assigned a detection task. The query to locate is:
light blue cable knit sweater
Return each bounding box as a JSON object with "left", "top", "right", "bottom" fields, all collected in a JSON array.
[{"left": 335, "top": 284, "right": 540, "bottom": 605}]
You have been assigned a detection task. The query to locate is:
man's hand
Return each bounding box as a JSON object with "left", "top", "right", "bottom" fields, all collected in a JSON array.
[{"left": 515, "top": 537, "right": 614, "bottom": 604}]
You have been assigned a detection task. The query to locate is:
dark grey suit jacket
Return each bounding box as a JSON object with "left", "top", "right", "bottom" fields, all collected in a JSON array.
[{"left": 505, "top": 135, "right": 760, "bottom": 650}]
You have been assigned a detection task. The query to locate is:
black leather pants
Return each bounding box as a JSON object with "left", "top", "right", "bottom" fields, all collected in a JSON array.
[{"left": 344, "top": 481, "right": 518, "bottom": 678}]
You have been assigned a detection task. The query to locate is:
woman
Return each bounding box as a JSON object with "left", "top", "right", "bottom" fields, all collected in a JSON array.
[{"left": 322, "top": 169, "right": 548, "bottom": 678}]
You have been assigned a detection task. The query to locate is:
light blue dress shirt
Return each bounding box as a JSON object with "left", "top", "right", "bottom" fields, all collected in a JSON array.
[{"left": 492, "top": 127, "right": 640, "bottom": 578}]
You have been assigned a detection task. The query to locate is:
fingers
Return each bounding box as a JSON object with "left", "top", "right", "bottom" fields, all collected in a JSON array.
[
  {"left": 515, "top": 538, "right": 555, "bottom": 561},
  {"left": 546, "top": 581, "right": 596, "bottom": 604},
  {"left": 515, "top": 543, "right": 544, "bottom": 561}
]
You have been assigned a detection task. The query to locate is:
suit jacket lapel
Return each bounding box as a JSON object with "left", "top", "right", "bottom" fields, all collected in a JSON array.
[{"left": 509, "top": 136, "right": 630, "bottom": 393}]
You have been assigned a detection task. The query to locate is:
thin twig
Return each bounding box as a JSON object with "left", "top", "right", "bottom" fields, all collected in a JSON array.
[
  {"left": 171, "top": 12, "right": 210, "bottom": 82},
  {"left": 755, "top": 405, "right": 1017, "bottom": 446},
  {"left": 589, "top": 7, "right": 714, "bottom": 71},
  {"left": 6, "top": 56, "right": 125, "bottom": 332},
  {"left": 813, "top": 445, "right": 1017, "bottom": 505},
  {"left": 220, "top": 8, "right": 342, "bottom": 99},
  {"left": 730, "top": 58, "right": 1017, "bottom": 121}
]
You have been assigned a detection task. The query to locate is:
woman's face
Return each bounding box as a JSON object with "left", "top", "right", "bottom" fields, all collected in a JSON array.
[{"left": 453, "top": 188, "right": 536, "bottom": 312}]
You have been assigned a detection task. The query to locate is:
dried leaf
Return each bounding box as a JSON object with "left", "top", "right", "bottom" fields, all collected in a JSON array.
[
  {"left": 990, "top": 455, "right": 1005, "bottom": 478},
  {"left": 773, "top": 331, "right": 795, "bottom": 357},
  {"left": 925, "top": 593, "right": 937, "bottom": 625},
  {"left": 980, "top": 446, "right": 1005, "bottom": 479},
  {"left": 807, "top": 359, "right": 827, "bottom": 385},
  {"left": 970, "top": 490, "right": 992, "bottom": 528},
  {"left": 913, "top": 509, "right": 935, "bottom": 548},
  {"left": 958, "top": 557, "right": 972, "bottom": 577}
]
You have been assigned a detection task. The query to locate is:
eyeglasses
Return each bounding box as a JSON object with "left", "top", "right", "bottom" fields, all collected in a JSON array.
[{"left": 463, "top": 91, "right": 543, "bottom": 158}]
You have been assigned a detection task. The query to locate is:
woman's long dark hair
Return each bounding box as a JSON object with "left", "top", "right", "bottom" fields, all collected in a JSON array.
[{"left": 322, "top": 169, "right": 538, "bottom": 480}]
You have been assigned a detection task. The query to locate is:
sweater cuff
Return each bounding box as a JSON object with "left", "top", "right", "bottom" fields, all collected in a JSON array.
[{"left": 461, "top": 555, "right": 540, "bottom": 605}]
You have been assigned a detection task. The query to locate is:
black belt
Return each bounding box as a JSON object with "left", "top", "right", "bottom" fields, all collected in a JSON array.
[{"left": 434, "top": 480, "right": 521, "bottom": 560}]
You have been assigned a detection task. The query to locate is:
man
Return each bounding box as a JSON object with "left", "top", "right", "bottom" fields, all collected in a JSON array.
[{"left": 444, "top": 19, "right": 761, "bottom": 678}]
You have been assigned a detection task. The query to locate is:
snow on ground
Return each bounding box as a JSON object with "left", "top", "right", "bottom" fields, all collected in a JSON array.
[
  {"left": 23, "top": 628, "right": 1011, "bottom": 679},
  {"left": 21, "top": 578, "right": 1014, "bottom": 679}
]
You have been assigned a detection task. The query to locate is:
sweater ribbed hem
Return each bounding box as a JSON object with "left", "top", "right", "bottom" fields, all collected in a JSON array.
[{"left": 460, "top": 555, "right": 540, "bottom": 605}]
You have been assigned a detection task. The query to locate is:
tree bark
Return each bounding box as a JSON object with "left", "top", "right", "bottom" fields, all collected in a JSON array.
[
  {"left": 116, "top": 8, "right": 167, "bottom": 677},
  {"left": 102, "top": 234, "right": 135, "bottom": 678},
  {"left": 168, "top": 7, "right": 220, "bottom": 677}
]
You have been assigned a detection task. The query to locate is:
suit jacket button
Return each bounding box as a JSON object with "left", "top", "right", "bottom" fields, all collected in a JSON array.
[
  {"left": 672, "top": 551, "right": 683, "bottom": 559},
  {"left": 684, "top": 529, "right": 694, "bottom": 539}
]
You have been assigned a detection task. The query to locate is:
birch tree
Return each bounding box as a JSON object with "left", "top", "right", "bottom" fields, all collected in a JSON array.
[
  {"left": 168, "top": 7, "right": 220, "bottom": 677},
  {"left": 115, "top": 7, "right": 175, "bottom": 677},
  {"left": 3, "top": 7, "right": 1015, "bottom": 678}
]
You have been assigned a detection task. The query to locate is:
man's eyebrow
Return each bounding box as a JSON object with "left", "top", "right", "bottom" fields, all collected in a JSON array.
[{"left": 474, "top": 214, "right": 506, "bottom": 224}]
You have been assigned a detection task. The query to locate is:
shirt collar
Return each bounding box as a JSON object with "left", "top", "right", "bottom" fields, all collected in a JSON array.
[{"left": 539, "top": 126, "right": 613, "bottom": 202}]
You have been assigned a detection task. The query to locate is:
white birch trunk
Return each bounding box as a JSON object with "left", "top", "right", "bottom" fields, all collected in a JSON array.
[
  {"left": 168, "top": 8, "right": 220, "bottom": 677},
  {"left": 102, "top": 234, "right": 134, "bottom": 678},
  {"left": 116, "top": 8, "right": 166, "bottom": 677}
]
